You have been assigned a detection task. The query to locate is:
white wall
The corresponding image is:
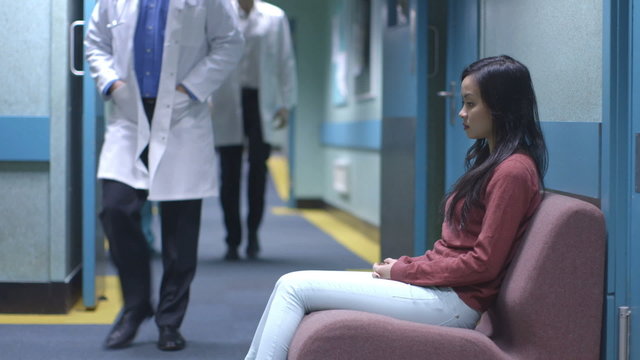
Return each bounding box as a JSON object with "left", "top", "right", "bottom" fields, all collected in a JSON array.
[
  {"left": 0, "top": 0, "right": 77, "bottom": 282},
  {"left": 320, "top": 0, "right": 383, "bottom": 226},
  {"left": 0, "top": 1, "right": 51, "bottom": 116}
]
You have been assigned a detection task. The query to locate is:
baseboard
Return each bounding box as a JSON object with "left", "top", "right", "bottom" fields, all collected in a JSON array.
[
  {"left": 0, "top": 267, "right": 82, "bottom": 314},
  {"left": 294, "top": 198, "right": 326, "bottom": 209}
]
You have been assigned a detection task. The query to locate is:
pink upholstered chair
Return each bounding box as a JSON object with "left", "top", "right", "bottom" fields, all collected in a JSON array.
[{"left": 288, "top": 192, "right": 606, "bottom": 360}]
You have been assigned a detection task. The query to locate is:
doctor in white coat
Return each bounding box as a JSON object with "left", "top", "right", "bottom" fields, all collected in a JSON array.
[
  {"left": 210, "top": 0, "right": 297, "bottom": 261},
  {"left": 85, "top": 0, "right": 243, "bottom": 351}
]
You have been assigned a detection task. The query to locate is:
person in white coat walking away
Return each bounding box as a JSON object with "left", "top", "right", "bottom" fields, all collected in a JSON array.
[
  {"left": 85, "top": 0, "right": 243, "bottom": 351},
  {"left": 210, "top": 0, "right": 297, "bottom": 261}
]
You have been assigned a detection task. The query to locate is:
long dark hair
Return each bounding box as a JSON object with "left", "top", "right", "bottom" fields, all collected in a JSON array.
[{"left": 443, "top": 55, "right": 547, "bottom": 228}]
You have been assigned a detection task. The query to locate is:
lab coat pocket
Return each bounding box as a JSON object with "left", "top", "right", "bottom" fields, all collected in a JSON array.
[
  {"left": 111, "top": 83, "right": 137, "bottom": 121},
  {"left": 172, "top": 90, "right": 192, "bottom": 122}
]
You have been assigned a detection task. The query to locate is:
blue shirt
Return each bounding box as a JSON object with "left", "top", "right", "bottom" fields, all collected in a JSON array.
[{"left": 134, "top": 0, "right": 169, "bottom": 99}]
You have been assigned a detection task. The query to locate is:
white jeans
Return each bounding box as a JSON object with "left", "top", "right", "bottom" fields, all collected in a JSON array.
[{"left": 244, "top": 270, "right": 480, "bottom": 360}]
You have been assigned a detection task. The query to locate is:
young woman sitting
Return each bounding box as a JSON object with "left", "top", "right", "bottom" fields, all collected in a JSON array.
[{"left": 244, "top": 55, "right": 548, "bottom": 360}]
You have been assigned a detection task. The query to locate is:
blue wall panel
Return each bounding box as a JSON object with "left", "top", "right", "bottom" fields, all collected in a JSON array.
[
  {"left": 321, "top": 120, "right": 600, "bottom": 200},
  {"left": 0, "top": 117, "right": 50, "bottom": 161},
  {"left": 541, "top": 121, "right": 600, "bottom": 199},
  {"left": 321, "top": 120, "right": 381, "bottom": 150}
]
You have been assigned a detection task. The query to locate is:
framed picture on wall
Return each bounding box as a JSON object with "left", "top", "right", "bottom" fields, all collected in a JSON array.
[
  {"left": 331, "top": 2, "right": 349, "bottom": 107},
  {"left": 387, "top": 0, "right": 409, "bottom": 27},
  {"left": 352, "top": 0, "right": 373, "bottom": 99}
]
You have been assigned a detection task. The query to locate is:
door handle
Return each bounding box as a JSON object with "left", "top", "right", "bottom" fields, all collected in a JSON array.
[
  {"left": 619, "top": 306, "right": 631, "bottom": 360},
  {"left": 69, "top": 20, "right": 85, "bottom": 76},
  {"left": 437, "top": 81, "right": 457, "bottom": 125}
]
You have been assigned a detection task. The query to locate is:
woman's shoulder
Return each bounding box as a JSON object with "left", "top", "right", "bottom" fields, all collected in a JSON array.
[{"left": 493, "top": 153, "right": 539, "bottom": 183}]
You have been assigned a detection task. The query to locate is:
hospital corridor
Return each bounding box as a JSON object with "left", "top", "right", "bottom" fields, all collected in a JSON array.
[{"left": 1, "top": 0, "right": 640, "bottom": 359}]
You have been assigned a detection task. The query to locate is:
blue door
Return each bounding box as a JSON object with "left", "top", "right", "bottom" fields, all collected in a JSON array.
[
  {"left": 380, "top": 0, "right": 429, "bottom": 257},
  {"left": 602, "top": 0, "right": 637, "bottom": 358},
  {"left": 628, "top": 0, "right": 640, "bottom": 356},
  {"left": 440, "top": 0, "right": 477, "bottom": 191}
]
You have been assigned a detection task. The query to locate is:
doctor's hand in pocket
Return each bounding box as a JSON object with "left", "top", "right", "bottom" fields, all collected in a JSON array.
[
  {"left": 172, "top": 85, "right": 194, "bottom": 120},
  {"left": 108, "top": 80, "right": 125, "bottom": 95},
  {"left": 109, "top": 81, "right": 138, "bottom": 120},
  {"left": 176, "top": 84, "right": 189, "bottom": 95},
  {"left": 272, "top": 108, "right": 289, "bottom": 129}
]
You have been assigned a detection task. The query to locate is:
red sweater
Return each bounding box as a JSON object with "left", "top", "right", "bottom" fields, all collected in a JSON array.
[{"left": 390, "top": 154, "right": 542, "bottom": 312}]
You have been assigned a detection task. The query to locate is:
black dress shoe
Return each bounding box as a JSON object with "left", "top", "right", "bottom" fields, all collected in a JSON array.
[
  {"left": 104, "top": 306, "right": 153, "bottom": 349},
  {"left": 246, "top": 235, "right": 260, "bottom": 259},
  {"left": 224, "top": 247, "right": 240, "bottom": 261},
  {"left": 158, "top": 326, "right": 186, "bottom": 351}
]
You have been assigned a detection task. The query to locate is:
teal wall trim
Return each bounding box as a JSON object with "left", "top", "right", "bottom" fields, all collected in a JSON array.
[
  {"left": 321, "top": 120, "right": 381, "bottom": 150},
  {"left": 0, "top": 116, "right": 50, "bottom": 161},
  {"left": 541, "top": 121, "right": 601, "bottom": 199},
  {"left": 321, "top": 121, "right": 601, "bottom": 197},
  {"left": 321, "top": 121, "right": 600, "bottom": 197}
]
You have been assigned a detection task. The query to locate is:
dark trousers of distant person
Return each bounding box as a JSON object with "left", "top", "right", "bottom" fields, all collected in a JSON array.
[
  {"left": 216, "top": 88, "right": 271, "bottom": 258},
  {"left": 100, "top": 99, "right": 202, "bottom": 328}
]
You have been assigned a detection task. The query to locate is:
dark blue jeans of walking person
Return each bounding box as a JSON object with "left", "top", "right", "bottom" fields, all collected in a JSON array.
[{"left": 217, "top": 88, "right": 271, "bottom": 260}]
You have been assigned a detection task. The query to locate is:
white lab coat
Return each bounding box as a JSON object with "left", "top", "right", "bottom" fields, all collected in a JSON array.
[
  {"left": 85, "top": 0, "right": 243, "bottom": 200},
  {"left": 210, "top": 0, "right": 297, "bottom": 146}
]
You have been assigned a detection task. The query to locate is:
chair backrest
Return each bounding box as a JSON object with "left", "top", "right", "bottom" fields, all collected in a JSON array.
[{"left": 475, "top": 192, "right": 605, "bottom": 360}]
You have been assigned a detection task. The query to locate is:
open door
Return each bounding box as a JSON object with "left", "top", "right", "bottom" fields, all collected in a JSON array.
[
  {"left": 381, "top": 0, "right": 478, "bottom": 259},
  {"left": 380, "top": 0, "right": 429, "bottom": 258},
  {"left": 438, "top": 0, "right": 478, "bottom": 191}
]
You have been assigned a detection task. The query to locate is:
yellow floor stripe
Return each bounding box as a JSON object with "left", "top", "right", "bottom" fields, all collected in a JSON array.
[
  {"left": 0, "top": 276, "right": 121, "bottom": 325},
  {"left": 271, "top": 206, "right": 380, "bottom": 264},
  {"left": 269, "top": 156, "right": 380, "bottom": 265},
  {"left": 298, "top": 209, "right": 380, "bottom": 264},
  {"left": 267, "top": 156, "right": 290, "bottom": 202}
]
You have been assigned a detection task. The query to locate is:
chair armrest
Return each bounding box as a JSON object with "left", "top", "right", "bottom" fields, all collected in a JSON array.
[{"left": 288, "top": 310, "right": 508, "bottom": 360}]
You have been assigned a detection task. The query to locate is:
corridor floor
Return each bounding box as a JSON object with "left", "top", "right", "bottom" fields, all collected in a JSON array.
[{"left": 0, "top": 158, "right": 375, "bottom": 359}]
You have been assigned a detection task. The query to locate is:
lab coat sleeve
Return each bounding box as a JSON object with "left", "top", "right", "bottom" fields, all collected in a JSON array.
[
  {"left": 181, "top": 0, "right": 244, "bottom": 102},
  {"left": 276, "top": 14, "right": 297, "bottom": 109},
  {"left": 84, "top": 2, "right": 119, "bottom": 99}
]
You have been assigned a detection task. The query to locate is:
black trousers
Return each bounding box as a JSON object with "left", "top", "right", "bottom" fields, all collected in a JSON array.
[
  {"left": 99, "top": 99, "right": 202, "bottom": 328},
  {"left": 217, "top": 88, "right": 271, "bottom": 248}
]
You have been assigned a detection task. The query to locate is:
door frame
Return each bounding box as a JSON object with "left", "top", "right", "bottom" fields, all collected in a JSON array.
[
  {"left": 442, "top": 0, "right": 478, "bottom": 192},
  {"left": 413, "top": 0, "right": 429, "bottom": 256},
  {"left": 602, "top": 0, "right": 633, "bottom": 358},
  {"left": 81, "top": 0, "right": 103, "bottom": 309},
  {"left": 379, "top": 0, "right": 429, "bottom": 258}
]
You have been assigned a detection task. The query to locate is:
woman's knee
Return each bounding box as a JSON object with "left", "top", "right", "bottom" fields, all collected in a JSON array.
[
  {"left": 276, "top": 271, "right": 307, "bottom": 288},
  {"left": 275, "top": 271, "right": 319, "bottom": 297}
]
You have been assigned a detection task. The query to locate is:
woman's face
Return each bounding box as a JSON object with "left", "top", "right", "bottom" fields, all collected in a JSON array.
[{"left": 459, "top": 75, "right": 494, "bottom": 150}]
